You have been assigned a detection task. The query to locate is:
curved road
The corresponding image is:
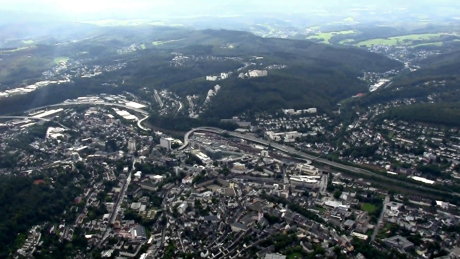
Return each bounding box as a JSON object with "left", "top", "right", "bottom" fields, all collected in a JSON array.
[{"left": 180, "top": 127, "right": 460, "bottom": 198}]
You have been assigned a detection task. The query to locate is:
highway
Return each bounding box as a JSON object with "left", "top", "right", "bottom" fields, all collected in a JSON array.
[{"left": 180, "top": 127, "right": 460, "bottom": 198}]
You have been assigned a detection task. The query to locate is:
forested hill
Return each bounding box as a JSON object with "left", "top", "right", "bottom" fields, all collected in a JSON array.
[
  {"left": 355, "top": 48, "right": 460, "bottom": 107},
  {"left": 0, "top": 26, "right": 403, "bottom": 116},
  {"left": 144, "top": 28, "right": 402, "bottom": 73},
  {"left": 121, "top": 28, "right": 403, "bottom": 116},
  {"left": 352, "top": 47, "right": 460, "bottom": 127}
]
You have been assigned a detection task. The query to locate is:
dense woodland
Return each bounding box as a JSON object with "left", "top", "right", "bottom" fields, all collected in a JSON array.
[
  {"left": 382, "top": 102, "right": 460, "bottom": 127},
  {"left": 0, "top": 174, "right": 81, "bottom": 258}
]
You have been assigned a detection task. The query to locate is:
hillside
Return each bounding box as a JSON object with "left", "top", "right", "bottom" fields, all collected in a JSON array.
[
  {"left": 0, "top": 26, "right": 402, "bottom": 117},
  {"left": 381, "top": 103, "right": 460, "bottom": 127},
  {"left": 357, "top": 48, "right": 460, "bottom": 106},
  {"left": 352, "top": 47, "right": 460, "bottom": 126}
]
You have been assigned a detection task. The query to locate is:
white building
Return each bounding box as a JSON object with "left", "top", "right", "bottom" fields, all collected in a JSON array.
[
  {"left": 128, "top": 138, "right": 136, "bottom": 153},
  {"left": 295, "top": 163, "right": 319, "bottom": 175},
  {"left": 177, "top": 202, "right": 188, "bottom": 214},
  {"left": 191, "top": 150, "right": 212, "bottom": 164},
  {"left": 248, "top": 70, "right": 268, "bottom": 78},
  {"left": 220, "top": 73, "right": 229, "bottom": 79},
  {"left": 282, "top": 107, "right": 317, "bottom": 115},
  {"left": 206, "top": 76, "right": 218, "bottom": 81},
  {"left": 160, "top": 137, "right": 173, "bottom": 150},
  {"left": 231, "top": 162, "right": 247, "bottom": 173},
  {"left": 305, "top": 108, "right": 317, "bottom": 114},
  {"left": 265, "top": 131, "right": 303, "bottom": 143}
]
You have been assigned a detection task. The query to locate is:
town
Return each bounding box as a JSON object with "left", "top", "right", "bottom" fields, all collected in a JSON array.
[{"left": 1, "top": 92, "right": 459, "bottom": 259}]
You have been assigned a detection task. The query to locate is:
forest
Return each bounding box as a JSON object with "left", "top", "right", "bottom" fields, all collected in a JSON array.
[
  {"left": 0, "top": 173, "right": 81, "bottom": 257},
  {"left": 382, "top": 102, "right": 460, "bottom": 127}
]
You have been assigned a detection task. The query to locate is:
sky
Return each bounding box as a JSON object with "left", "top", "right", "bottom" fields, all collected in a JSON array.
[{"left": 0, "top": 0, "right": 459, "bottom": 22}]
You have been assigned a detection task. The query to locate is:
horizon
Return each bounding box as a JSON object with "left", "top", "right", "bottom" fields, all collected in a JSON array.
[{"left": 1, "top": 0, "right": 460, "bottom": 24}]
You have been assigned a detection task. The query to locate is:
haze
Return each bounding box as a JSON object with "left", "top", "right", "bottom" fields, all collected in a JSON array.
[{"left": 1, "top": 0, "right": 460, "bottom": 23}]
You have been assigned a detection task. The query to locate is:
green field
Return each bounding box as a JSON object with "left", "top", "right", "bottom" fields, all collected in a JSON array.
[
  {"left": 356, "top": 33, "right": 456, "bottom": 47},
  {"left": 361, "top": 203, "right": 378, "bottom": 213},
  {"left": 53, "top": 57, "right": 69, "bottom": 64},
  {"left": 22, "top": 40, "right": 35, "bottom": 45},
  {"left": 307, "top": 30, "right": 356, "bottom": 44}
]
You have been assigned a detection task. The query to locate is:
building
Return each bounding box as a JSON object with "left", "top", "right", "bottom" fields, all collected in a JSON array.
[
  {"left": 190, "top": 150, "right": 212, "bottom": 164},
  {"left": 383, "top": 235, "right": 414, "bottom": 251},
  {"left": 248, "top": 70, "right": 268, "bottom": 78},
  {"left": 265, "top": 131, "right": 303, "bottom": 142},
  {"left": 220, "top": 73, "right": 229, "bottom": 79},
  {"left": 160, "top": 137, "right": 173, "bottom": 151},
  {"left": 128, "top": 138, "right": 136, "bottom": 153},
  {"left": 232, "top": 162, "right": 246, "bottom": 173},
  {"left": 282, "top": 108, "right": 317, "bottom": 115},
  {"left": 130, "top": 225, "right": 147, "bottom": 240},
  {"left": 305, "top": 108, "right": 317, "bottom": 114},
  {"left": 265, "top": 253, "right": 286, "bottom": 259},
  {"left": 206, "top": 75, "right": 218, "bottom": 81},
  {"left": 295, "top": 163, "right": 319, "bottom": 175},
  {"left": 231, "top": 222, "right": 248, "bottom": 232},
  {"left": 177, "top": 202, "right": 188, "bottom": 214}
]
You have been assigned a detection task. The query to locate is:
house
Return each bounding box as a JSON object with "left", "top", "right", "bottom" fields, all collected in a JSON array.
[
  {"left": 230, "top": 222, "right": 248, "bottom": 232},
  {"left": 138, "top": 181, "right": 157, "bottom": 192},
  {"left": 383, "top": 235, "right": 414, "bottom": 251},
  {"left": 265, "top": 253, "right": 286, "bottom": 259},
  {"left": 130, "top": 225, "right": 147, "bottom": 240}
]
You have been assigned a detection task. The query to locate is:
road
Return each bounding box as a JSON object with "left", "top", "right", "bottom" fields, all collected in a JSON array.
[
  {"left": 180, "top": 127, "right": 460, "bottom": 198},
  {"left": 109, "top": 170, "right": 132, "bottom": 224},
  {"left": 99, "top": 159, "right": 136, "bottom": 246},
  {"left": 371, "top": 195, "right": 390, "bottom": 242},
  {"left": 154, "top": 90, "right": 164, "bottom": 108},
  {"left": 319, "top": 173, "right": 328, "bottom": 195},
  {"left": 136, "top": 115, "right": 150, "bottom": 131}
]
